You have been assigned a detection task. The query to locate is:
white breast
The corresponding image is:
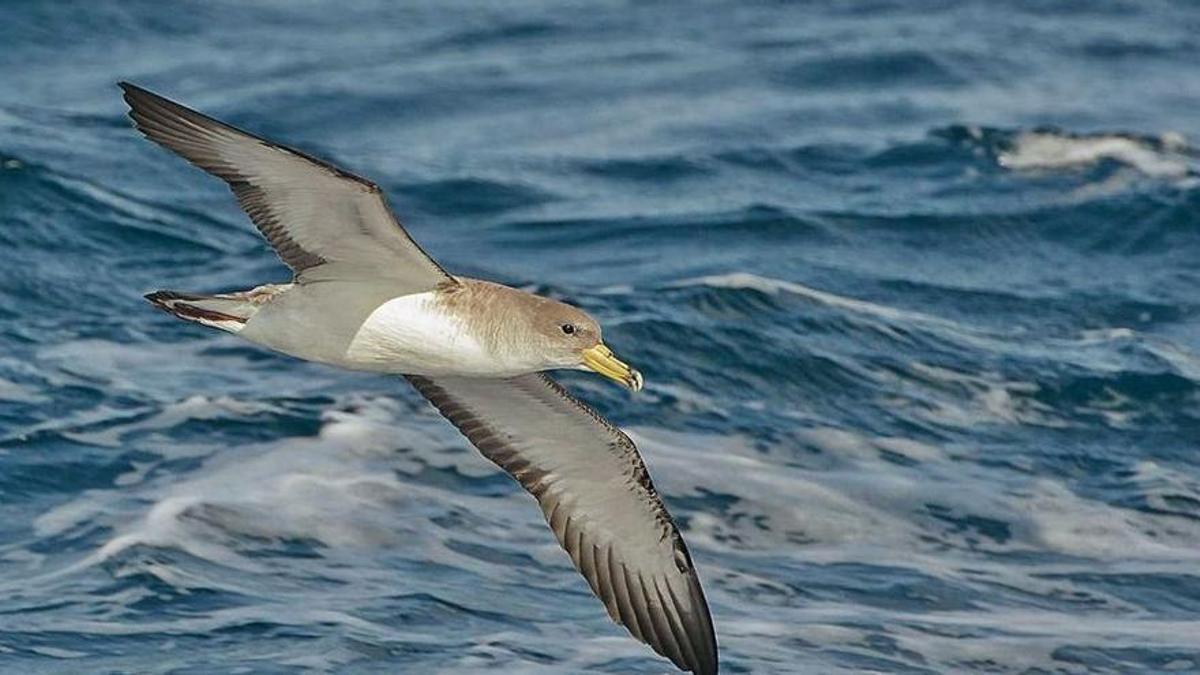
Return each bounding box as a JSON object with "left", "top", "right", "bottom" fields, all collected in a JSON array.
[{"left": 344, "top": 293, "right": 512, "bottom": 376}]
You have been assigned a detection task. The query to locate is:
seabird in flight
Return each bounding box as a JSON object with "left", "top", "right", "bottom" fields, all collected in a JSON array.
[{"left": 120, "top": 82, "right": 717, "bottom": 674}]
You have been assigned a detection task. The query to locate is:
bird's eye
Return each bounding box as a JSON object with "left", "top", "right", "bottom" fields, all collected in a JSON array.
[{"left": 561, "top": 323, "right": 576, "bottom": 335}]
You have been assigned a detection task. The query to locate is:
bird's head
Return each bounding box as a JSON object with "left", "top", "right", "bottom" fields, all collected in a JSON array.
[{"left": 531, "top": 299, "right": 643, "bottom": 391}]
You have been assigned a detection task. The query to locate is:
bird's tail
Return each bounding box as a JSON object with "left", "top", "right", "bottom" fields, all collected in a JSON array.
[{"left": 144, "top": 283, "right": 291, "bottom": 334}]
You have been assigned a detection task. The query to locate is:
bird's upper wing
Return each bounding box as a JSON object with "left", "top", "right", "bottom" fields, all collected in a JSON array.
[
  {"left": 120, "top": 82, "right": 452, "bottom": 291},
  {"left": 406, "top": 373, "right": 717, "bottom": 675}
]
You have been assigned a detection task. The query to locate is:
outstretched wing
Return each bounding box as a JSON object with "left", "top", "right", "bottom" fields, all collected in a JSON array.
[
  {"left": 120, "top": 82, "right": 451, "bottom": 291},
  {"left": 406, "top": 373, "right": 718, "bottom": 674}
]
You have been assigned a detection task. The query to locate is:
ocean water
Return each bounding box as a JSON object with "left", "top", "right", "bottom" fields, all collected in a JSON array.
[{"left": 2, "top": 1, "right": 1200, "bottom": 672}]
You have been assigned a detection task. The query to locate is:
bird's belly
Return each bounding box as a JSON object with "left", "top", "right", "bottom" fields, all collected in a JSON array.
[{"left": 343, "top": 293, "right": 520, "bottom": 376}]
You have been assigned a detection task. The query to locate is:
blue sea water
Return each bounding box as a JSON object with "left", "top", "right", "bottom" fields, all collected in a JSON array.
[{"left": 3, "top": 1, "right": 1200, "bottom": 672}]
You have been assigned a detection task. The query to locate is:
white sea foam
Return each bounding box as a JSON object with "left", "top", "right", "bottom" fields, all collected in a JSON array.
[
  {"left": 999, "top": 130, "right": 1193, "bottom": 178},
  {"left": 31, "top": 391, "right": 587, "bottom": 599},
  {"left": 675, "top": 272, "right": 950, "bottom": 327},
  {"left": 68, "top": 395, "right": 282, "bottom": 449},
  {"left": 638, "top": 422, "right": 1200, "bottom": 565},
  {"left": 90, "top": 398, "right": 433, "bottom": 567},
  {"left": 670, "top": 271, "right": 1001, "bottom": 351},
  {"left": 904, "top": 361, "right": 1064, "bottom": 429},
  {"left": 633, "top": 423, "right": 1200, "bottom": 672}
]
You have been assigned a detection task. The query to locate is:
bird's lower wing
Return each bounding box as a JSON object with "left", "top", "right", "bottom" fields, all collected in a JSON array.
[{"left": 406, "top": 373, "right": 718, "bottom": 674}]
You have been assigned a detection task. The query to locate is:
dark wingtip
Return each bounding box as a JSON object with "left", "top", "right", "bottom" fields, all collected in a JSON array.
[
  {"left": 119, "top": 81, "right": 157, "bottom": 95},
  {"left": 118, "top": 81, "right": 140, "bottom": 103},
  {"left": 119, "top": 82, "right": 149, "bottom": 127},
  {"left": 144, "top": 290, "right": 173, "bottom": 310},
  {"left": 144, "top": 290, "right": 201, "bottom": 309},
  {"left": 119, "top": 81, "right": 159, "bottom": 109}
]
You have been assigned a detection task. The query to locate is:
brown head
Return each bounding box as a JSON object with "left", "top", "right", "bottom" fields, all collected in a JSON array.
[{"left": 440, "top": 279, "right": 644, "bottom": 390}]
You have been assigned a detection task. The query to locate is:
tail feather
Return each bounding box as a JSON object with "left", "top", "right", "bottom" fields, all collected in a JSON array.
[{"left": 145, "top": 284, "right": 290, "bottom": 333}]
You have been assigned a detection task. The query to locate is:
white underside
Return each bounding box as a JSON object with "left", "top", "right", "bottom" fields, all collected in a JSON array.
[{"left": 343, "top": 292, "right": 531, "bottom": 376}]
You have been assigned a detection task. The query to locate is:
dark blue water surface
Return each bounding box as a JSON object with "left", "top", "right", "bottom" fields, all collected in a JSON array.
[{"left": 3, "top": 1, "right": 1200, "bottom": 673}]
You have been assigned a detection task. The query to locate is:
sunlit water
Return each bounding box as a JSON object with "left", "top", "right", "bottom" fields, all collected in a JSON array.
[{"left": 2, "top": 2, "right": 1200, "bottom": 673}]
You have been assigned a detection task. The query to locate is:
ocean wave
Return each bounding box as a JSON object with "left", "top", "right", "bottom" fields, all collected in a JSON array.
[
  {"left": 672, "top": 272, "right": 967, "bottom": 332},
  {"left": 772, "top": 49, "right": 975, "bottom": 91},
  {"left": 401, "top": 177, "right": 555, "bottom": 216}
]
